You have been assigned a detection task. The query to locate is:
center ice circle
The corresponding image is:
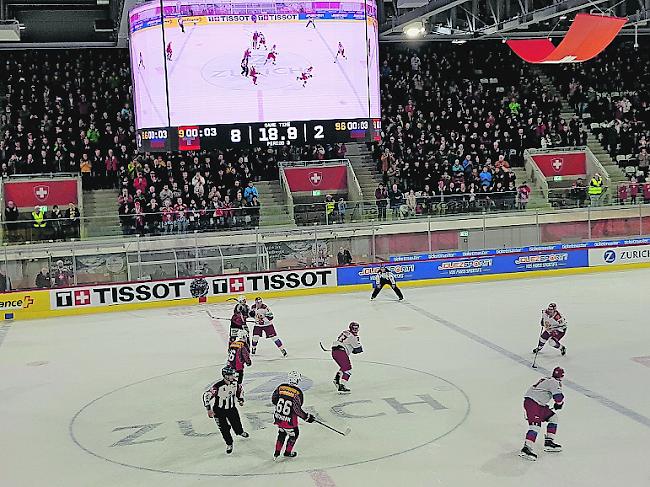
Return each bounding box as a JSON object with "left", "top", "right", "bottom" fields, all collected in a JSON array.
[{"left": 70, "top": 359, "right": 469, "bottom": 477}]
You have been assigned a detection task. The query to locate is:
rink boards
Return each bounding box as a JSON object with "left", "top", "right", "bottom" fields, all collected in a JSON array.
[{"left": 3, "top": 238, "right": 650, "bottom": 321}]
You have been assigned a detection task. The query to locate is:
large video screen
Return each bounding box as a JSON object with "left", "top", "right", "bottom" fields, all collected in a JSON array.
[{"left": 129, "top": 0, "right": 380, "bottom": 151}]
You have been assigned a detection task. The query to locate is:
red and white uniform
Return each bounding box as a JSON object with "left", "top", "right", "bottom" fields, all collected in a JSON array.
[
  {"left": 522, "top": 373, "right": 563, "bottom": 452},
  {"left": 297, "top": 66, "right": 313, "bottom": 86},
  {"left": 250, "top": 66, "right": 259, "bottom": 85},
  {"left": 535, "top": 305, "right": 568, "bottom": 353},
  {"left": 249, "top": 299, "right": 286, "bottom": 355},
  {"left": 252, "top": 31, "right": 259, "bottom": 48},
  {"left": 335, "top": 42, "right": 346, "bottom": 61},
  {"left": 542, "top": 309, "right": 567, "bottom": 333},
  {"left": 166, "top": 42, "right": 173, "bottom": 60},
  {"left": 331, "top": 327, "right": 362, "bottom": 387},
  {"left": 243, "top": 48, "right": 251, "bottom": 61},
  {"left": 265, "top": 45, "right": 277, "bottom": 64},
  {"left": 259, "top": 33, "right": 267, "bottom": 49}
]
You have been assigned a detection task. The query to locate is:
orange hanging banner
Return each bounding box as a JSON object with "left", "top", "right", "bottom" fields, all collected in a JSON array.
[{"left": 507, "top": 14, "right": 627, "bottom": 64}]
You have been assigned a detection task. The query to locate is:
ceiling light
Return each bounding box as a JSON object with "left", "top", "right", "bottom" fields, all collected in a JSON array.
[
  {"left": 403, "top": 21, "right": 425, "bottom": 38},
  {"left": 451, "top": 39, "right": 467, "bottom": 44}
]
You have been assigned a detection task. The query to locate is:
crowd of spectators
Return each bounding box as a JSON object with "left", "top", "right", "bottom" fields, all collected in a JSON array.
[
  {"left": 0, "top": 49, "right": 351, "bottom": 236},
  {"left": 551, "top": 39, "right": 650, "bottom": 201},
  {"left": 372, "top": 43, "right": 589, "bottom": 214}
]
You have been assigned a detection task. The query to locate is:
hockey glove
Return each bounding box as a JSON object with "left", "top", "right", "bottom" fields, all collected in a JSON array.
[
  {"left": 352, "top": 346, "right": 363, "bottom": 354},
  {"left": 306, "top": 413, "right": 315, "bottom": 423},
  {"left": 207, "top": 409, "right": 214, "bottom": 418},
  {"left": 238, "top": 398, "right": 245, "bottom": 406},
  {"left": 553, "top": 402, "right": 563, "bottom": 410}
]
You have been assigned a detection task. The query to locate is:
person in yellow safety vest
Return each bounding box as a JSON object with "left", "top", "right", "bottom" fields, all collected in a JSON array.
[
  {"left": 324, "top": 194, "right": 335, "bottom": 223},
  {"left": 588, "top": 173, "right": 604, "bottom": 206},
  {"left": 31, "top": 205, "right": 47, "bottom": 240}
]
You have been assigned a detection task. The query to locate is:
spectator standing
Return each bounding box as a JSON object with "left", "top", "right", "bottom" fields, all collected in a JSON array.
[
  {"left": 618, "top": 183, "right": 628, "bottom": 204},
  {"left": 337, "top": 247, "right": 353, "bottom": 266},
  {"left": 80, "top": 153, "right": 92, "bottom": 190},
  {"left": 4, "top": 201, "right": 19, "bottom": 242},
  {"left": 375, "top": 183, "right": 388, "bottom": 221},
  {"left": 388, "top": 183, "right": 403, "bottom": 218},
  {"left": 324, "top": 194, "right": 336, "bottom": 223},
  {"left": 50, "top": 205, "right": 64, "bottom": 240},
  {"left": 35, "top": 267, "right": 51, "bottom": 288},
  {"left": 66, "top": 203, "right": 80, "bottom": 239},
  {"left": 31, "top": 205, "right": 46, "bottom": 240},
  {"left": 517, "top": 182, "right": 531, "bottom": 210},
  {"left": 52, "top": 260, "right": 72, "bottom": 287},
  {"left": 588, "top": 173, "right": 604, "bottom": 206}
]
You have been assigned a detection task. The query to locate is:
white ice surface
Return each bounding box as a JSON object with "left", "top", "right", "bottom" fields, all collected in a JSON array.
[
  {"left": 131, "top": 19, "right": 380, "bottom": 129},
  {"left": 1, "top": 269, "right": 650, "bottom": 487}
]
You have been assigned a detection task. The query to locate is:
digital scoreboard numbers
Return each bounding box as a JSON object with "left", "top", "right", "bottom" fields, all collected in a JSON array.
[
  {"left": 130, "top": 0, "right": 380, "bottom": 151},
  {"left": 169, "top": 119, "right": 380, "bottom": 150}
]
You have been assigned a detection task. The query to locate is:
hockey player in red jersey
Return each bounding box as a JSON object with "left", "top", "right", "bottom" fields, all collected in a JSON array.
[
  {"left": 227, "top": 330, "right": 251, "bottom": 385},
  {"left": 264, "top": 45, "right": 278, "bottom": 65},
  {"left": 331, "top": 322, "right": 363, "bottom": 393},
  {"left": 138, "top": 52, "right": 145, "bottom": 69},
  {"left": 250, "top": 66, "right": 259, "bottom": 85},
  {"left": 166, "top": 42, "right": 173, "bottom": 61},
  {"left": 249, "top": 297, "right": 287, "bottom": 356},
  {"left": 520, "top": 366, "right": 565, "bottom": 461},
  {"left": 252, "top": 31, "right": 259, "bottom": 49},
  {"left": 533, "top": 303, "right": 567, "bottom": 356},
  {"left": 296, "top": 66, "right": 313, "bottom": 87},
  {"left": 271, "top": 371, "right": 315, "bottom": 459},
  {"left": 229, "top": 295, "right": 250, "bottom": 344}
]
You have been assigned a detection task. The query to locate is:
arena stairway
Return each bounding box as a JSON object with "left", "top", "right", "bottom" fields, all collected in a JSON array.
[
  {"left": 255, "top": 180, "right": 295, "bottom": 227},
  {"left": 82, "top": 189, "right": 122, "bottom": 238},
  {"left": 347, "top": 142, "right": 383, "bottom": 199},
  {"left": 510, "top": 167, "right": 552, "bottom": 210},
  {"left": 537, "top": 70, "right": 626, "bottom": 195}
]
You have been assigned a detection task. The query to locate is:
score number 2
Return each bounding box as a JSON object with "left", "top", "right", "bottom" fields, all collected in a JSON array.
[{"left": 313, "top": 125, "right": 324, "bottom": 139}]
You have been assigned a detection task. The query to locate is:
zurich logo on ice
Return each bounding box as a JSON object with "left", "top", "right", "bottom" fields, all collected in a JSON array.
[{"left": 603, "top": 250, "right": 617, "bottom": 263}]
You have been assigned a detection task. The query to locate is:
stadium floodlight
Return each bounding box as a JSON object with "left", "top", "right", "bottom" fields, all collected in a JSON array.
[{"left": 403, "top": 21, "right": 425, "bottom": 38}]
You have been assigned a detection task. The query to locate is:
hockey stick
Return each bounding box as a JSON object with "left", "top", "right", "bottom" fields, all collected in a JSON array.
[
  {"left": 205, "top": 309, "right": 254, "bottom": 322},
  {"left": 532, "top": 321, "right": 544, "bottom": 368},
  {"left": 319, "top": 342, "right": 328, "bottom": 352},
  {"left": 314, "top": 419, "right": 350, "bottom": 436}
]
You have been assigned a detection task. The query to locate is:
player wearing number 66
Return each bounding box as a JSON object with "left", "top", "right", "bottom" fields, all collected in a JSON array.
[{"left": 271, "top": 371, "right": 315, "bottom": 459}]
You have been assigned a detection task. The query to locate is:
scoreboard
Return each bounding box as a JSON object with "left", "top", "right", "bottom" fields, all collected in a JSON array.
[
  {"left": 129, "top": 0, "right": 381, "bottom": 151},
  {"left": 137, "top": 119, "right": 381, "bottom": 152}
]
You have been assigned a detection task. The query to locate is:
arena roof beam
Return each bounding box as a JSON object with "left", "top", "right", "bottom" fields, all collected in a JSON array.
[
  {"left": 379, "top": 0, "right": 469, "bottom": 39},
  {"left": 474, "top": 0, "right": 611, "bottom": 38}
]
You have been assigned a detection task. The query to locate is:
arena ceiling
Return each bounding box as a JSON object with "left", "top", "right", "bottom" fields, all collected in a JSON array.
[
  {"left": 0, "top": 0, "right": 648, "bottom": 46},
  {"left": 380, "top": 0, "right": 650, "bottom": 41}
]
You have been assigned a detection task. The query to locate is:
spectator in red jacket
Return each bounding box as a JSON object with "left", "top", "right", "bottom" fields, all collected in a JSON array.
[{"left": 133, "top": 172, "right": 148, "bottom": 193}]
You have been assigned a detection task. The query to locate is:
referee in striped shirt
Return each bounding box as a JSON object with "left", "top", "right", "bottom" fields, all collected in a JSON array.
[
  {"left": 370, "top": 266, "right": 404, "bottom": 301},
  {"left": 203, "top": 366, "right": 249, "bottom": 454}
]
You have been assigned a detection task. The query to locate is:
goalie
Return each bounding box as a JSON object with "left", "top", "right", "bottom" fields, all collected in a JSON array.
[{"left": 533, "top": 303, "right": 567, "bottom": 356}]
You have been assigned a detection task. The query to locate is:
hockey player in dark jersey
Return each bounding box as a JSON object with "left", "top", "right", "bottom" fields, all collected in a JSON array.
[
  {"left": 203, "top": 366, "right": 249, "bottom": 454},
  {"left": 229, "top": 295, "right": 250, "bottom": 344},
  {"left": 227, "top": 330, "right": 251, "bottom": 385},
  {"left": 271, "top": 371, "right": 315, "bottom": 459}
]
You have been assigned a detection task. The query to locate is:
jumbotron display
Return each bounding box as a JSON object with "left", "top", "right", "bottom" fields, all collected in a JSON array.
[{"left": 129, "top": 0, "right": 380, "bottom": 151}]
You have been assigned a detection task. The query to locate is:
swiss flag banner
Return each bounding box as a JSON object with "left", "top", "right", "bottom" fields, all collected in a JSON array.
[
  {"left": 284, "top": 165, "right": 347, "bottom": 192},
  {"left": 531, "top": 152, "right": 586, "bottom": 177},
  {"left": 3, "top": 179, "right": 79, "bottom": 209}
]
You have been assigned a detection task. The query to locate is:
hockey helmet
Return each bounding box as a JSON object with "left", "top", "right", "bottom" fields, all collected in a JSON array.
[
  {"left": 349, "top": 322, "right": 360, "bottom": 335},
  {"left": 255, "top": 296, "right": 263, "bottom": 304},
  {"left": 237, "top": 295, "right": 247, "bottom": 304},
  {"left": 235, "top": 329, "right": 249, "bottom": 341},
  {"left": 552, "top": 366, "right": 565, "bottom": 380},
  {"left": 547, "top": 303, "right": 557, "bottom": 311},
  {"left": 222, "top": 366, "right": 236, "bottom": 380},
  {"left": 288, "top": 370, "right": 302, "bottom": 385}
]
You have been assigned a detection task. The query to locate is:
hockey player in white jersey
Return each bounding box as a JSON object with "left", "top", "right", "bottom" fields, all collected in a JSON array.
[
  {"left": 331, "top": 322, "right": 363, "bottom": 393},
  {"left": 533, "top": 303, "right": 567, "bottom": 356},
  {"left": 248, "top": 297, "right": 287, "bottom": 356},
  {"left": 520, "top": 366, "right": 565, "bottom": 461}
]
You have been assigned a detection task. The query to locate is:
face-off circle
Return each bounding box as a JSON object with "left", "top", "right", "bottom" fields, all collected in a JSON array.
[{"left": 70, "top": 359, "right": 469, "bottom": 477}]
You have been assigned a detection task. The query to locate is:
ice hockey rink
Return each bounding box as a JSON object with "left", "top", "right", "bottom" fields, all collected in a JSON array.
[
  {"left": 1, "top": 268, "right": 649, "bottom": 487},
  {"left": 131, "top": 19, "right": 380, "bottom": 129}
]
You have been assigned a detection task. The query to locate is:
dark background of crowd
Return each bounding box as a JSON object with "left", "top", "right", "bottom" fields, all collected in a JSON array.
[
  {"left": 1, "top": 40, "right": 647, "bottom": 237},
  {"left": 549, "top": 39, "right": 650, "bottom": 201},
  {"left": 371, "top": 43, "right": 589, "bottom": 215}
]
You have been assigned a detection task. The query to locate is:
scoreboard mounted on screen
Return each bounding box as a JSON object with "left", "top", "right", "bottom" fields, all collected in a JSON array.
[{"left": 129, "top": 0, "right": 381, "bottom": 152}]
